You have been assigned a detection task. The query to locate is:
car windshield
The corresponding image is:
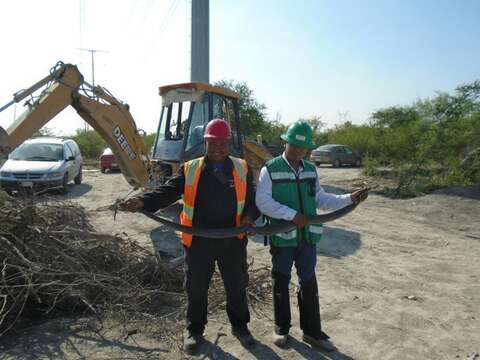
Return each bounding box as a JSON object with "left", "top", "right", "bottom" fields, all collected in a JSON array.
[
  {"left": 9, "top": 143, "right": 64, "bottom": 161},
  {"left": 317, "top": 145, "right": 337, "bottom": 151}
]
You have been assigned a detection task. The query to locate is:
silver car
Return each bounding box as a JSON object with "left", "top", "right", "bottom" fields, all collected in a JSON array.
[
  {"left": 310, "top": 144, "right": 362, "bottom": 167},
  {"left": 0, "top": 137, "right": 83, "bottom": 193}
]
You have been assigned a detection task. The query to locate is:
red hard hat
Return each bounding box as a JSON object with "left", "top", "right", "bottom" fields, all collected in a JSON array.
[{"left": 204, "top": 118, "right": 231, "bottom": 140}]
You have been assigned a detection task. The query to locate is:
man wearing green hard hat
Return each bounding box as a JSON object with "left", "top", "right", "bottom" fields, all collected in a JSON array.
[{"left": 256, "top": 120, "right": 368, "bottom": 352}]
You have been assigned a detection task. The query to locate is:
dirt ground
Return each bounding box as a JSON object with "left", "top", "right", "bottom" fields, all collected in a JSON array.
[{"left": 1, "top": 166, "right": 479, "bottom": 360}]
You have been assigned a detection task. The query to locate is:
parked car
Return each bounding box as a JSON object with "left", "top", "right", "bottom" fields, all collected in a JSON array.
[
  {"left": 99, "top": 148, "right": 119, "bottom": 173},
  {"left": 310, "top": 144, "right": 362, "bottom": 167},
  {"left": 0, "top": 137, "right": 83, "bottom": 193}
]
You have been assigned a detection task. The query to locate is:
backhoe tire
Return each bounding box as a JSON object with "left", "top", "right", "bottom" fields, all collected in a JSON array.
[{"left": 74, "top": 166, "right": 83, "bottom": 184}]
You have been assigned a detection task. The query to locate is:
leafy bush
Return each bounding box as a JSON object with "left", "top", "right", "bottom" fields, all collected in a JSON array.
[
  {"left": 72, "top": 129, "right": 106, "bottom": 159},
  {"left": 143, "top": 133, "right": 156, "bottom": 152}
]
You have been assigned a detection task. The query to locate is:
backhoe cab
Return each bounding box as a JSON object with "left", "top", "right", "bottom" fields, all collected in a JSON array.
[
  {"left": 151, "top": 82, "right": 272, "bottom": 183},
  {"left": 151, "top": 83, "right": 244, "bottom": 181}
]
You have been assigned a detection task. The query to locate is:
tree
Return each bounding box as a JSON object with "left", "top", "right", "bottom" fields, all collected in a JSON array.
[
  {"left": 298, "top": 115, "right": 326, "bottom": 147},
  {"left": 214, "top": 80, "right": 268, "bottom": 138},
  {"left": 304, "top": 116, "right": 326, "bottom": 133},
  {"left": 142, "top": 133, "right": 156, "bottom": 152},
  {"left": 72, "top": 129, "right": 106, "bottom": 159},
  {"left": 370, "top": 106, "right": 420, "bottom": 128}
]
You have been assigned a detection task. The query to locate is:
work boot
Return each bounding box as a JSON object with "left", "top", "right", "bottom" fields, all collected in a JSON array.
[
  {"left": 183, "top": 330, "right": 203, "bottom": 355},
  {"left": 272, "top": 332, "right": 288, "bottom": 347},
  {"left": 232, "top": 326, "right": 255, "bottom": 348},
  {"left": 302, "top": 334, "right": 337, "bottom": 352}
]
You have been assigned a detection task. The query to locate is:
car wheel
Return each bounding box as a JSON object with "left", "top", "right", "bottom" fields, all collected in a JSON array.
[
  {"left": 61, "top": 173, "right": 69, "bottom": 193},
  {"left": 74, "top": 166, "right": 83, "bottom": 184},
  {"left": 100, "top": 167, "right": 106, "bottom": 173},
  {"left": 315, "top": 162, "right": 321, "bottom": 167},
  {"left": 333, "top": 159, "right": 341, "bottom": 168},
  {"left": 355, "top": 159, "right": 362, "bottom": 167}
]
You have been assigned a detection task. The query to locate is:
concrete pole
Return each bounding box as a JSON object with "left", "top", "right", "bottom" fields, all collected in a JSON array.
[{"left": 191, "top": 0, "right": 209, "bottom": 83}]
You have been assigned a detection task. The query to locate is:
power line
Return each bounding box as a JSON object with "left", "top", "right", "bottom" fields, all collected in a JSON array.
[{"left": 157, "top": 0, "right": 181, "bottom": 39}]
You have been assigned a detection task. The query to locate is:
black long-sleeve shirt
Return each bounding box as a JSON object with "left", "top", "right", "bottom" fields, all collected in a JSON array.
[{"left": 141, "top": 157, "right": 260, "bottom": 229}]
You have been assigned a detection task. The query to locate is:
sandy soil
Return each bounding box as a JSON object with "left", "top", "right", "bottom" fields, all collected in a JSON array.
[{"left": 1, "top": 166, "right": 479, "bottom": 360}]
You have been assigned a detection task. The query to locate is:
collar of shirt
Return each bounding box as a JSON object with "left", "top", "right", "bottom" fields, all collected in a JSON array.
[
  {"left": 203, "top": 156, "right": 233, "bottom": 172},
  {"left": 281, "top": 152, "right": 304, "bottom": 176}
]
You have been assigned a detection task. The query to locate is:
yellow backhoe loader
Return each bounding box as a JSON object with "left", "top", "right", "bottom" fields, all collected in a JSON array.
[{"left": 0, "top": 62, "right": 272, "bottom": 189}]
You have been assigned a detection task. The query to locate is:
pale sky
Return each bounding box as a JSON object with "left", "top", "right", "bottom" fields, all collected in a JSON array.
[{"left": 1, "top": 0, "right": 479, "bottom": 136}]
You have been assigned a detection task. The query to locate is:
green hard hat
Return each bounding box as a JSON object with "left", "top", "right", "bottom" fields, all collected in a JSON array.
[{"left": 280, "top": 121, "right": 316, "bottom": 149}]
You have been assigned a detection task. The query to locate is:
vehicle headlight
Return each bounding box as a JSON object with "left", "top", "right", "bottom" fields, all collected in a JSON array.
[
  {"left": 46, "top": 172, "right": 64, "bottom": 178},
  {"left": 0, "top": 171, "right": 11, "bottom": 178}
]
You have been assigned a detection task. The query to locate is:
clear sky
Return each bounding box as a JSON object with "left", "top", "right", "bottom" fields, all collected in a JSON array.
[{"left": 0, "top": 0, "right": 479, "bottom": 136}]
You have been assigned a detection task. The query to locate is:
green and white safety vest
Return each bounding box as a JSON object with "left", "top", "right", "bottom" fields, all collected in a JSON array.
[{"left": 266, "top": 156, "right": 323, "bottom": 247}]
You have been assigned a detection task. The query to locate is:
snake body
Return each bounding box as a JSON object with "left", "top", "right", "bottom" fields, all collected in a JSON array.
[{"left": 139, "top": 202, "right": 358, "bottom": 238}]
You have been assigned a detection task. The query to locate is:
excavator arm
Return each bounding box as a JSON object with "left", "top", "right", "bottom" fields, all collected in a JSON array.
[{"left": 0, "top": 62, "right": 150, "bottom": 188}]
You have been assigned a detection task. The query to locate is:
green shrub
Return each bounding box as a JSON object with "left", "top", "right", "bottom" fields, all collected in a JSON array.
[{"left": 72, "top": 129, "right": 106, "bottom": 159}]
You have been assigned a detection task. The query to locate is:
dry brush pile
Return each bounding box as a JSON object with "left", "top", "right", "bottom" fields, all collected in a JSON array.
[
  {"left": 0, "top": 191, "right": 272, "bottom": 337},
  {"left": 0, "top": 191, "right": 183, "bottom": 336}
]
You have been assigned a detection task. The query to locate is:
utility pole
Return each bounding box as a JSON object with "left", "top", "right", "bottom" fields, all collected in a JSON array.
[
  {"left": 78, "top": 48, "right": 108, "bottom": 90},
  {"left": 191, "top": 0, "right": 209, "bottom": 83},
  {"left": 77, "top": 48, "right": 108, "bottom": 130}
]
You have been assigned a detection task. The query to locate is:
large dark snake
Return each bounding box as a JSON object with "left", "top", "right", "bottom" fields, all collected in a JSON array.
[{"left": 138, "top": 202, "right": 358, "bottom": 238}]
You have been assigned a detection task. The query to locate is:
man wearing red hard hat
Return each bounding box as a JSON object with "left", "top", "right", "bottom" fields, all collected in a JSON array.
[{"left": 121, "top": 119, "right": 259, "bottom": 354}]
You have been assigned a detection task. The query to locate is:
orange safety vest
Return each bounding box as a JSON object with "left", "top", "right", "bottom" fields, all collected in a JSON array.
[{"left": 180, "top": 156, "right": 248, "bottom": 247}]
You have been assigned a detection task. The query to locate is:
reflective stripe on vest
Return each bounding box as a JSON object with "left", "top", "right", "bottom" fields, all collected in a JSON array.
[{"left": 180, "top": 156, "right": 248, "bottom": 247}]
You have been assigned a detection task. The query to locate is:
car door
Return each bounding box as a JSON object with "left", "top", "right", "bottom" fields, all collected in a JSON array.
[
  {"left": 68, "top": 142, "right": 81, "bottom": 175},
  {"left": 64, "top": 144, "right": 76, "bottom": 181},
  {"left": 343, "top": 146, "right": 355, "bottom": 164},
  {"left": 336, "top": 146, "right": 346, "bottom": 163}
]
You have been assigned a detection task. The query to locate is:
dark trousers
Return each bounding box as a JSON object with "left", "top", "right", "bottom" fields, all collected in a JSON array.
[
  {"left": 271, "top": 243, "right": 327, "bottom": 339},
  {"left": 184, "top": 236, "right": 250, "bottom": 334}
]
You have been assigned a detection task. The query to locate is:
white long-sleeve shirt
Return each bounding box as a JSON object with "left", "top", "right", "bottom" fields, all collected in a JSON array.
[{"left": 255, "top": 153, "right": 352, "bottom": 221}]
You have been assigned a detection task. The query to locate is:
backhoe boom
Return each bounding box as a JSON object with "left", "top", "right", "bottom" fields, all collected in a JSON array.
[{"left": 0, "top": 62, "right": 150, "bottom": 188}]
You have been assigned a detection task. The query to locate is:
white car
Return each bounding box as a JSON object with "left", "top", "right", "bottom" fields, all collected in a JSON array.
[{"left": 0, "top": 137, "right": 83, "bottom": 193}]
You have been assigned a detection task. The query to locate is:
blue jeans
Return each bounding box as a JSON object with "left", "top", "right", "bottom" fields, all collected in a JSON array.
[
  {"left": 271, "top": 242, "right": 324, "bottom": 337},
  {"left": 271, "top": 242, "right": 317, "bottom": 286}
]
